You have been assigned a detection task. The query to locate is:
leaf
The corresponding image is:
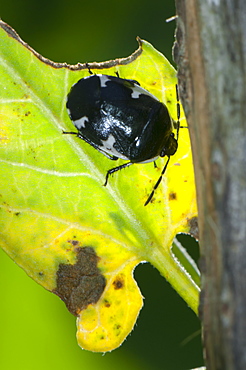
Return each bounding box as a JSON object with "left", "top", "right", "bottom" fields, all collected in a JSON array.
[{"left": 0, "top": 20, "right": 198, "bottom": 352}]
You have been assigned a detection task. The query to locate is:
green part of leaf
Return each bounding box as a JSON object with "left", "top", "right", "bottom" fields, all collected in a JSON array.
[
  {"left": 172, "top": 237, "right": 200, "bottom": 288},
  {"left": 0, "top": 20, "right": 198, "bottom": 352}
]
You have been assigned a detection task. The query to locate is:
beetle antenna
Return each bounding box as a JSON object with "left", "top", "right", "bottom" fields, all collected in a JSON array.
[
  {"left": 176, "top": 84, "right": 181, "bottom": 141},
  {"left": 176, "top": 84, "right": 188, "bottom": 131},
  {"left": 144, "top": 84, "right": 180, "bottom": 206},
  {"left": 144, "top": 156, "right": 170, "bottom": 206}
]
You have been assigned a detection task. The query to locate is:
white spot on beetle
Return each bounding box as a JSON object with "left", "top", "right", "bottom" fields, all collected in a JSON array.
[
  {"left": 130, "top": 87, "right": 142, "bottom": 99},
  {"left": 130, "top": 84, "right": 159, "bottom": 101},
  {"left": 99, "top": 75, "right": 111, "bottom": 88},
  {"left": 101, "top": 134, "right": 128, "bottom": 160},
  {"left": 74, "top": 116, "right": 89, "bottom": 129}
]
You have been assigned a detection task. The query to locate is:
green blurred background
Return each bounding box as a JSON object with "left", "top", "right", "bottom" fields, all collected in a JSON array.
[{"left": 0, "top": 1, "right": 204, "bottom": 369}]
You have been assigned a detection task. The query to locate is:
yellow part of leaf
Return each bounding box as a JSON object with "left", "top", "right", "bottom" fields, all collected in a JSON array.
[
  {"left": 77, "top": 259, "right": 142, "bottom": 352},
  {"left": 0, "top": 21, "right": 198, "bottom": 352}
]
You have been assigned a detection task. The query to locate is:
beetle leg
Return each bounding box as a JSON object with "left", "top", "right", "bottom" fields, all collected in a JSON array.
[
  {"left": 63, "top": 130, "right": 78, "bottom": 135},
  {"left": 85, "top": 62, "right": 93, "bottom": 75},
  {"left": 104, "top": 162, "right": 133, "bottom": 186}
]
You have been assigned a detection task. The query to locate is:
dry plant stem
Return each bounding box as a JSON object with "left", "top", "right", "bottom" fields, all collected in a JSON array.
[{"left": 174, "top": 0, "right": 246, "bottom": 369}]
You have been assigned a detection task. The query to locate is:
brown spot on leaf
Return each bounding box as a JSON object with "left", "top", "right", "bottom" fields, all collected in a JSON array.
[
  {"left": 188, "top": 217, "right": 199, "bottom": 240},
  {"left": 114, "top": 324, "right": 122, "bottom": 336},
  {"left": 67, "top": 239, "right": 80, "bottom": 246},
  {"left": 104, "top": 299, "right": 111, "bottom": 308},
  {"left": 113, "top": 277, "right": 124, "bottom": 290},
  {"left": 53, "top": 247, "right": 106, "bottom": 316},
  {"left": 169, "top": 192, "right": 177, "bottom": 200}
]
